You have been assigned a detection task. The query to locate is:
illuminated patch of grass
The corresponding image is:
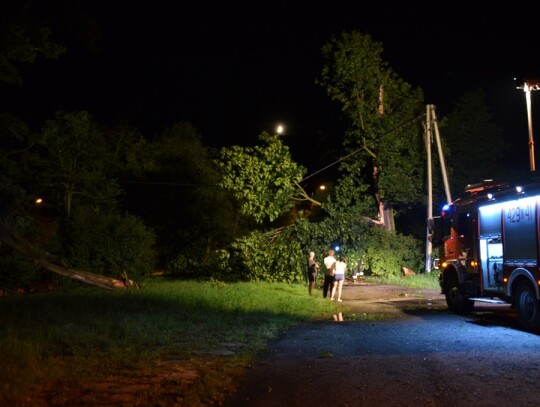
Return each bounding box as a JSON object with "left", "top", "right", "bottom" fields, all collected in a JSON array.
[
  {"left": 366, "top": 270, "right": 440, "bottom": 290},
  {"left": 0, "top": 278, "right": 337, "bottom": 405}
]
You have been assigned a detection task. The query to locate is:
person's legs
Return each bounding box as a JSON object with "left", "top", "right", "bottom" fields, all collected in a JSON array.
[
  {"left": 323, "top": 275, "right": 331, "bottom": 298},
  {"left": 337, "top": 279, "right": 344, "bottom": 301},
  {"left": 330, "top": 281, "right": 337, "bottom": 300}
]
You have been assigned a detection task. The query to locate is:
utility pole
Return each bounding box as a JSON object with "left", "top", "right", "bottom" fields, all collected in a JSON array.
[
  {"left": 430, "top": 105, "right": 452, "bottom": 205},
  {"left": 424, "top": 105, "right": 433, "bottom": 273},
  {"left": 424, "top": 104, "right": 452, "bottom": 273}
]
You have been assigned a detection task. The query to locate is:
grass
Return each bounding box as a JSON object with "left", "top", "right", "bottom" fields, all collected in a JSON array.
[
  {"left": 0, "top": 273, "right": 439, "bottom": 405},
  {"left": 0, "top": 278, "right": 337, "bottom": 405},
  {"left": 365, "top": 269, "right": 440, "bottom": 290}
]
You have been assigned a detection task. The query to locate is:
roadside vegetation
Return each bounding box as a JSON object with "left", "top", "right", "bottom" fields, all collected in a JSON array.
[
  {"left": 0, "top": 6, "right": 513, "bottom": 406},
  {"left": 0, "top": 274, "right": 436, "bottom": 405}
]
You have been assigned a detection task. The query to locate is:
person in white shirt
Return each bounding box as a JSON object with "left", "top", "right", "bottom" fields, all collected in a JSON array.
[
  {"left": 331, "top": 255, "right": 347, "bottom": 302},
  {"left": 322, "top": 249, "right": 336, "bottom": 298}
]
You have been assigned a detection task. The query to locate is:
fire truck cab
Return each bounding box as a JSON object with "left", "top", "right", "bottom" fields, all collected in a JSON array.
[{"left": 437, "top": 180, "right": 540, "bottom": 333}]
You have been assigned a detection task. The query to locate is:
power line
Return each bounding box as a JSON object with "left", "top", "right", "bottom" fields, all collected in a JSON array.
[
  {"left": 300, "top": 113, "right": 426, "bottom": 182},
  {"left": 119, "top": 180, "right": 217, "bottom": 187},
  {"left": 119, "top": 113, "right": 426, "bottom": 188}
]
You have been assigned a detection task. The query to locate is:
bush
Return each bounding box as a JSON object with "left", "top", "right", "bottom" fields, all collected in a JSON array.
[
  {"left": 296, "top": 218, "right": 424, "bottom": 279},
  {"left": 227, "top": 228, "right": 305, "bottom": 283},
  {"left": 64, "top": 208, "right": 156, "bottom": 280},
  {"left": 361, "top": 227, "right": 423, "bottom": 277}
]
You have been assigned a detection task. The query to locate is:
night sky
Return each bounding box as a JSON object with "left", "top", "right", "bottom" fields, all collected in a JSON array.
[{"left": 3, "top": 1, "right": 540, "bottom": 170}]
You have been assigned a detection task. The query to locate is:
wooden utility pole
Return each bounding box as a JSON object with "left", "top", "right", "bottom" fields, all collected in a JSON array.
[
  {"left": 425, "top": 105, "right": 433, "bottom": 273},
  {"left": 425, "top": 105, "right": 452, "bottom": 272}
]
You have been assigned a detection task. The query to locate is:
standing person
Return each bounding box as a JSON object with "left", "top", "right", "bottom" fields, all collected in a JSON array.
[
  {"left": 307, "top": 251, "right": 319, "bottom": 296},
  {"left": 323, "top": 249, "right": 336, "bottom": 298},
  {"left": 331, "top": 255, "right": 347, "bottom": 302}
]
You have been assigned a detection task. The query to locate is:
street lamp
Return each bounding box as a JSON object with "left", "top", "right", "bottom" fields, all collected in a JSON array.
[
  {"left": 276, "top": 124, "right": 284, "bottom": 135},
  {"left": 516, "top": 78, "right": 540, "bottom": 172}
]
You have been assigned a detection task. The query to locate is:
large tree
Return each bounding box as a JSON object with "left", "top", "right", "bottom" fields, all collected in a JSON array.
[
  {"left": 442, "top": 90, "right": 508, "bottom": 195},
  {"left": 0, "top": 1, "right": 65, "bottom": 85},
  {"left": 318, "top": 31, "right": 426, "bottom": 231},
  {"left": 122, "top": 121, "right": 241, "bottom": 269},
  {"left": 30, "top": 110, "right": 120, "bottom": 218},
  {"left": 0, "top": 111, "right": 155, "bottom": 288}
]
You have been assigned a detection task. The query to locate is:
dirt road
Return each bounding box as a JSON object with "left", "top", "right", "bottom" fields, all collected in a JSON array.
[{"left": 224, "top": 281, "right": 540, "bottom": 407}]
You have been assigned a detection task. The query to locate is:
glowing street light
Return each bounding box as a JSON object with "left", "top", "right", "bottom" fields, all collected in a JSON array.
[
  {"left": 516, "top": 78, "right": 540, "bottom": 172},
  {"left": 276, "top": 124, "right": 284, "bottom": 135}
]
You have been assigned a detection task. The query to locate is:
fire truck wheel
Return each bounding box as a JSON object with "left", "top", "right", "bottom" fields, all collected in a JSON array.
[
  {"left": 445, "top": 275, "right": 474, "bottom": 315},
  {"left": 515, "top": 282, "right": 540, "bottom": 333}
]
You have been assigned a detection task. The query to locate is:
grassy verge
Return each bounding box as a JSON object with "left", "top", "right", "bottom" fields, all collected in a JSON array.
[
  {"left": 0, "top": 273, "right": 439, "bottom": 405},
  {"left": 0, "top": 278, "right": 337, "bottom": 405},
  {"left": 364, "top": 269, "right": 440, "bottom": 290}
]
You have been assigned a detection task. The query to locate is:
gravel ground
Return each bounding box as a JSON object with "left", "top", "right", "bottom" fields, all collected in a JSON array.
[{"left": 224, "top": 281, "right": 540, "bottom": 407}]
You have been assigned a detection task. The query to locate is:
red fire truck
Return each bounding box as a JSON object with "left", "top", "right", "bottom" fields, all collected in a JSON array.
[{"left": 437, "top": 179, "right": 540, "bottom": 332}]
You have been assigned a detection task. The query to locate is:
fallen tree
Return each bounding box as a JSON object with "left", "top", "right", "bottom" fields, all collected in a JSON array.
[{"left": 0, "top": 220, "right": 137, "bottom": 290}]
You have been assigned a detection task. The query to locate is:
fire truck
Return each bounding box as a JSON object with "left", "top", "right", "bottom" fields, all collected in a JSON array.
[{"left": 437, "top": 179, "right": 540, "bottom": 333}]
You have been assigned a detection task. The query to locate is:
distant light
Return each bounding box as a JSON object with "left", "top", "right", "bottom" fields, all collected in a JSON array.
[
  {"left": 442, "top": 204, "right": 450, "bottom": 211},
  {"left": 319, "top": 185, "right": 326, "bottom": 190},
  {"left": 487, "top": 193, "right": 493, "bottom": 200},
  {"left": 276, "top": 125, "right": 284, "bottom": 135},
  {"left": 516, "top": 186, "right": 523, "bottom": 193},
  {"left": 35, "top": 198, "right": 43, "bottom": 205},
  {"left": 334, "top": 245, "right": 340, "bottom": 252}
]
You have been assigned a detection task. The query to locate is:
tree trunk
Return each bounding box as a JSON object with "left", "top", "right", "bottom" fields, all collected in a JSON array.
[{"left": 0, "top": 221, "right": 134, "bottom": 290}]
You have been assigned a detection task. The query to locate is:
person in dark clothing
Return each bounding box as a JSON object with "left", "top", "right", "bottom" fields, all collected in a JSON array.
[{"left": 307, "top": 251, "right": 319, "bottom": 296}]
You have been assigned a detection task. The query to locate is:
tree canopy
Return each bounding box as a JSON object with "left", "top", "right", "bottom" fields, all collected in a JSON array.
[
  {"left": 318, "top": 31, "right": 426, "bottom": 228},
  {"left": 216, "top": 132, "right": 307, "bottom": 224}
]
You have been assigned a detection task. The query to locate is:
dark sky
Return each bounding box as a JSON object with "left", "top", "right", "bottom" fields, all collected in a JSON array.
[{"left": 4, "top": 1, "right": 540, "bottom": 169}]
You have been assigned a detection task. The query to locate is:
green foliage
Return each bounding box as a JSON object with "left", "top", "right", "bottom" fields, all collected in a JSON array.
[
  {"left": 443, "top": 90, "right": 508, "bottom": 195},
  {"left": 104, "top": 124, "right": 154, "bottom": 178},
  {"left": 0, "top": 2, "right": 65, "bottom": 85},
  {"left": 125, "top": 121, "right": 240, "bottom": 268},
  {"left": 318, "top": 31, "right": 426, "bottom": 219},
  {"left": 361, "top": 227, "right": 423, "bottom": 277},
  {"left": 63, "top": 207, "right": 156, "bottom": 280},
  {"left": 367, "top": 268, "right": 440, "bottom": 289},
  {"left": 294, "top": 216, "right": 423, "bottom": 279},
  {"left": 227, "top": 228, "right": 305, "bottom": 283},
  {"left": 224, "top": 212, "right": 424, "bottom": 283},
  {"left": 322, "top": 175, "right": 377, "bottom": 220},
  {"left": 31, "top": 111, "right": 121, "bottom": 217},
  {"left": 0, "top": 248, "right": 42, "bottom": 291},
  {"left": 0, "top": 114, "right": 31, "bottom": 219},
  {"left": 216, "top": 132, "right": 306, "bottom": 224}
]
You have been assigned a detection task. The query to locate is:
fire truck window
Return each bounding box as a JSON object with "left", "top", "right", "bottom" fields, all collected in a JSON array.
[
  {"left": 441, "top": 216, "right": 452, "bottom": 241},
  {"left": 458, "top": 212, "right": 469, "bottom": 236}
]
